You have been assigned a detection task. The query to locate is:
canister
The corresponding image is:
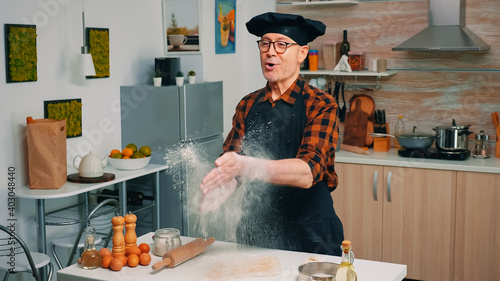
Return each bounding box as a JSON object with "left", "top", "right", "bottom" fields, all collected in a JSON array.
[
  {"left": 322, "top": 42, "right": 340, "bottom": 70},
  {"left": 347, "top": 51, "right": 365, "bottom": 71},
  {"left": 473, "top": 130, "right": 490, "bottom": 158},
  {"left": 152, "top": 228, "right": 182, "bottom": 256},
  {"left": 308, "top": 49, "right": 319, "bottom": 71}
]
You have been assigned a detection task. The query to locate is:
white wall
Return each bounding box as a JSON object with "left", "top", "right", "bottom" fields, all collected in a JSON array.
[{"left": 0, "top": 0, "right": 275, "bottom": 269}]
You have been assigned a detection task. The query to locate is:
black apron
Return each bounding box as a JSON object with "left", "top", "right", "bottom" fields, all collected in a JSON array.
[{"left": 236, "top": 82, "right": 344, "bottom": 256}]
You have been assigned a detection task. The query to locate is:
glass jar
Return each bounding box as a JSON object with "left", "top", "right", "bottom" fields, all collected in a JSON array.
[
  {"left": 152, "top": 228, "right": 182, "bottom": 256},
  {"left": 473, "top": 130, "right": 490, "bottom": 158}
]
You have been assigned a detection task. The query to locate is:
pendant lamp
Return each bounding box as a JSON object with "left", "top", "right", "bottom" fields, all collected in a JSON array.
[{"left": 79, "top": 0, "right": 95, "bottom": 76}]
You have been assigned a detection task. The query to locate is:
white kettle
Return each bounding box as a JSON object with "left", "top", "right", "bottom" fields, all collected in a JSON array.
[{"left": 73, "top": 151, "right": 108, "bottom": 178}]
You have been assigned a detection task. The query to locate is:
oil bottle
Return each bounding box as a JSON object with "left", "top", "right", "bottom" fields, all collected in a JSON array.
[
  {"left": 336, "top": 240, "right": 358, "bottom": 281},
  {"left": 80, "top": 226, "right": 102, "bottom": 269}
]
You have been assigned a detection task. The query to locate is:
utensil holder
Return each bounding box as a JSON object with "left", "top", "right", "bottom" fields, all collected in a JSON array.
[
  {"left": 496, "top": 141, "right": 500, "bottom": 158},
  {"left": 374, "top": 137, "right": 391, "bottom": 152}
]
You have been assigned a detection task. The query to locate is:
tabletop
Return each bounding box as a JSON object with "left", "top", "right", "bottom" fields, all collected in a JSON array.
[
  {"left": 16, "top": 164, "right": 168, "bottom": 199},
  {"left": 57, "top": 233, "right": 407, "bottom": 281}
]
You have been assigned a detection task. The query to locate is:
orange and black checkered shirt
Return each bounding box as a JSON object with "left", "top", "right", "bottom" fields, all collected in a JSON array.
[{"left": 223, "top": 77, "right": 339, "bottom": 191}]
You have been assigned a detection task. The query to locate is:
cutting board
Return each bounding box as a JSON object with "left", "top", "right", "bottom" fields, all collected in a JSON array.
[
  {"left": 197, "top": 256, "right": 281, "bottom": 281},
  {"left": 349, "top": 94, "right": 375, "bottom": 146},
  {"left": 342, "top": 99, "right": 369, "bottom": 148}
]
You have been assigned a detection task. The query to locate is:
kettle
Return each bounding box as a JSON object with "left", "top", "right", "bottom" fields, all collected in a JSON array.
[{"left": 73, "top": 151, "right": 108, "bottom": 178}]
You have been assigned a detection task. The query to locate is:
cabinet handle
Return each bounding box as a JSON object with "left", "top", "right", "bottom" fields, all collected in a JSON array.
[
  {"left": 373, "top": 170, "right": 378, "bottom": 201},
  {"left": 387, "top": 171, "right": 392, "bottom": 202}
]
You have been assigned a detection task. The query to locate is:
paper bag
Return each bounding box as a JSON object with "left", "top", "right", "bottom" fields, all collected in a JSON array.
[{"left": 27, "top": 119, "right": 67, "bottom": 189}]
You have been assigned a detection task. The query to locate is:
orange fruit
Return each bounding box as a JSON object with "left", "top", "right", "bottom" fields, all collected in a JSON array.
[
  {"left": 101, "top": 255, "right": 113, "bottom": 268},
  {"left": 139, "top": 253, "right": 151, "bottom": 266},
  {"left": 122, "top": 156, "right": 130, "bottom": 159},
  {"left": 122, "top": 147, "right": 134, "bottom": 157},
  {"left": 117, "top": 255, "right": 128, "bottom": 266},
  {"left": 126, "top": 246, "right": 142, "bottom": 256},
  {"left": 109, "top": 258, "right": 123, "bottom": 271},
  {"left": 138, "top": 243, "right": 150, "bottom": 254},
  {"left": 99, "top": 248, "right": 112, "bottom": 257},
  {"left": 109, "top": 149, "right": 120, "bottom": 157},
  {"left": 127, "top": 254, "right": 139, "bottom": 267}
]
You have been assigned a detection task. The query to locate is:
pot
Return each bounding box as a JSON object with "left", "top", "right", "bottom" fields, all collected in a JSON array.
[
  {"left": 370, "top": 126, "right": 435, "bottom": 150},
  {"left": 298, "top": 262, "right": 339, "bottom": 281},
  {"left": 433, "top": 119, "right": 472, "bottom": 151}
]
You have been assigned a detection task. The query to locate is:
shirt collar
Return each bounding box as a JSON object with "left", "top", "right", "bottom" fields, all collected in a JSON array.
[{"left": 260, "top": 77, "right": 302, "bottom": 105}]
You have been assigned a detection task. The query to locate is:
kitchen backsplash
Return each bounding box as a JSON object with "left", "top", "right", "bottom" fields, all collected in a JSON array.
[{"left": 278, "top": 0, "right": 500, "bottom": 139}]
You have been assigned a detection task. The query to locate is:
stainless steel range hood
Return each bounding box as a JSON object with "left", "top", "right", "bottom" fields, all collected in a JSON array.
[{"left": 392, "top": 0, "right": 490, "bottom": 51}]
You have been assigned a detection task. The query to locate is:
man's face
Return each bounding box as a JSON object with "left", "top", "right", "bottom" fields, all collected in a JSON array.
[{"left": 259, "top": 33, "right": 308, "bottom": 84}]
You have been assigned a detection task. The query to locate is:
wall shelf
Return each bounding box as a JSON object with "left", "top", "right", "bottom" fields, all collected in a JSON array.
[
  {"left": 277, "top": 0, "right": 359, "bottom": 7},
  {"left": 300, "top": 69, "right": 397, "bottom": 77}
]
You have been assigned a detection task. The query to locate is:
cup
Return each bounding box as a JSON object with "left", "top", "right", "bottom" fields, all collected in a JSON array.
[
  {"left": 317, "top": 77, "right": 327, "bottom": 91},
  {"left": 309, "top": 78, "right": 318, "bottom": 88},
  {"left": 169, "top": 35, "right": 187, "bottom": 48},
  {"left": 377, "top": 59, "right": 387, "bottom": 73}
]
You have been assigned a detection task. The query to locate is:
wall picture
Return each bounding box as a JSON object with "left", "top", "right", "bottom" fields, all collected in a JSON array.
[
  {"left": 44, "top": 99, "right": 82, "bottom": 138},
  {"left": 86, "top": 27, "right": 110, "bottom": 79},
  {"left": 162, "top": 0, "right": 200, "bottom": 54},
  {"left": 4, "top": 24, "right": 37, "bottom": 83},
  {"left": 215, "top": 0, "right": 236, "bottom": 54}
]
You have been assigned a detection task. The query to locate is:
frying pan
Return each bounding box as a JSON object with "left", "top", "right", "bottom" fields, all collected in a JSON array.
[{"left": 370, "top": 126, "right": 435, "bottom": 150}]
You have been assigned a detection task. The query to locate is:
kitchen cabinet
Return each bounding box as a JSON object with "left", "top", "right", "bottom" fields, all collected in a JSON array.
[
  {"left": 333, "top": 163, "right": 456, "bottom": 281},
  {"left": 454, "top": 172, "right": 500, "bottom": 281}
]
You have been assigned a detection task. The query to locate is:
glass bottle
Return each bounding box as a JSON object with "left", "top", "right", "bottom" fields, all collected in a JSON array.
[
  {"left": 336, "top": 240, "right": 357, "bottom": 281},
  {"left": 340, "top": 30, "right": 350, "bottom": 57},
  {"left": 80, "top": 226, "right": 102, "bottom": 269},
  {"left": 394, "top": 115, "right": 406, "bottom": 135}
]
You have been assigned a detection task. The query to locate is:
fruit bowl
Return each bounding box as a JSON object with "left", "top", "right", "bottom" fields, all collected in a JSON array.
[{"left": 108, "top": 156, "right": 151, "bottom": 170}]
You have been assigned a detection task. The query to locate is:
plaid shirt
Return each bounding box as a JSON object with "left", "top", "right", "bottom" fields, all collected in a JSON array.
[{"left": 223, "top": 77, "right": 339, "bottom": 190}]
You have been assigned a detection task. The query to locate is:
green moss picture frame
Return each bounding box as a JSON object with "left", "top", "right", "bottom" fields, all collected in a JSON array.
[
  {"left": 44, "top": 99, "right": 82, "bottom": 138},
  {"left": 4, "top": 24, "right": 38, "bottom": 83},
  {"left": 86, "top": 27, "right": 110, "bottom": 79}
]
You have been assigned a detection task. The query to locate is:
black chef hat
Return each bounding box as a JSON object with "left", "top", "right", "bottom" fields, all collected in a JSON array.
[{"left": 246, "top": 12, "right": 326, "bottom": 46}]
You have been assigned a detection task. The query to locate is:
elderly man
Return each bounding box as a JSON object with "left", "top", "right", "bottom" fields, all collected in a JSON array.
[{"left": 200, "top": 12, "right": 343, "bottom": 256}]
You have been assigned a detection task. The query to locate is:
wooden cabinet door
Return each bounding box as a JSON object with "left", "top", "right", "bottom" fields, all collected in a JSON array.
[
  {"left": 332, "top": 163, "right": 383, "bottom": 261},
  {"left": 454, "top": 172, "right": 500, "bottom": 281},
  {"left": 382, "top": 167, "right": 456, "bottom": 281}
]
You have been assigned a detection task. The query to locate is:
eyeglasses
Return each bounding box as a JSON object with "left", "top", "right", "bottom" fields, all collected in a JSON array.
[{"left": 257, "top": 40, "right": 299, "bottom": 54}]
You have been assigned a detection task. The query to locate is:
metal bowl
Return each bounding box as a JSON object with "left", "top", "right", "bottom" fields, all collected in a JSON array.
[{"left": 298, "top": 262, "right": 339, "bottom": 281}]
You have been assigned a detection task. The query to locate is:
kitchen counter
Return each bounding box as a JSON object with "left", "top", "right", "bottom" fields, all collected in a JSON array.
[
  {"left": 57, "top": 234, "right": 407, "bottom": 281},
  {"left": 336, "top": 148, "right": 500, "bottom": 174}
]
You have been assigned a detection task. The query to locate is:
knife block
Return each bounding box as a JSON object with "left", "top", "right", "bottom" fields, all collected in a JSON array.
[{"left": 374, "top": 123, "right": 390, "bottom": 152}]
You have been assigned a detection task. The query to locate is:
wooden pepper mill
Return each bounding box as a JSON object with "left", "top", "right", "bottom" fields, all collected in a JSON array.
[
  {"left": 111, "top": 216, "right": 125, "bottom": 258},
  {"left": 124, "top": 212, "right": 137, "bottom": 250}
]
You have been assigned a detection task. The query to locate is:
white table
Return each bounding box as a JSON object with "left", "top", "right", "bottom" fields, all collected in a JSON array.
[
  {"left": 17, "top": 164, "right": 168, "bottom": 281},
  {"left": 58, "top": 233, "right": 407, "bottom": 281}
]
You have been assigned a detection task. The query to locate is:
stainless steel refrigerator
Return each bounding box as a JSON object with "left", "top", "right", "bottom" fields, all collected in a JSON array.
[{"left": 120, "top": 81, "right": 225, "bottom": 239}]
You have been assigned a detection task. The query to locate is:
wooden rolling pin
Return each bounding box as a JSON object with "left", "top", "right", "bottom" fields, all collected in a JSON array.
[
  {"left": 152, "top": 237, "right": 215, "bottom": 270},
  {"left": 340, "top": 143, "right": 369, "bottom": 155}
]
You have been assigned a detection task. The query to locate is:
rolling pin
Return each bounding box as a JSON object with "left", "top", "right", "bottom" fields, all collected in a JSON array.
[
  {"left": 340, "top": 143, "right": 369, "bottom": 155},
  {"left": 152, "top": 237, "right": 215, "bottom": 270}
]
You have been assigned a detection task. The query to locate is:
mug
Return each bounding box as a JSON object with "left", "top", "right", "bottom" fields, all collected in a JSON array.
[
  {"left": 317, "top": 77, "right": 327, "bottom": 91},
  {"left": 169, "top": 34, "right": 187, "bottom": 48},
  {"left": 309, "top": 78, "right": 318, "bottom": 88}
]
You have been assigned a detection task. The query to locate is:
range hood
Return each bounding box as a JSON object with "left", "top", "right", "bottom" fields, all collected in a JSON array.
[{"left": 392, "top": 0, "right": 490, "bottom": 51}]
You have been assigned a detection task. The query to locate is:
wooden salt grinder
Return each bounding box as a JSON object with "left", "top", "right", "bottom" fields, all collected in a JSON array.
[
  {"left": 152, "top": 237, "right": 215, "bottom": 270},
  {"left": 111, "top": 216, "right": 125, "bottom": 258},
  {"left": 124, "top": 212, "right": 137, "bottom": 250}
]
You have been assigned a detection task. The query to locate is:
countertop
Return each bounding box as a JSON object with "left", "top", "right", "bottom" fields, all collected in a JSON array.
[
  {"left": 57, "top": 234, "right": 407, "bottom": 281},
  {"left": 336, "top": 148, "right": 500, "bottom": 174}
]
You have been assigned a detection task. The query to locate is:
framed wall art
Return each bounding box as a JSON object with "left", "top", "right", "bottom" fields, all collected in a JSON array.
[
  {"left": 86, "top": 27, "right": 110, "bottom": 79},
  {"left": 44, "top": 99, "right": 82, "bottom": 138},
  {"left": 215, "top": 0, "right": 236, "bottom": 54},
  {"left": 162, "top": 0, "right": 201, "bottom": 54},
  {"left": 4, "top": 24, "right": 38, "bottom": 83}
]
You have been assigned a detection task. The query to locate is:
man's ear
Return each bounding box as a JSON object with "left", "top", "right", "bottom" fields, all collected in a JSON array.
[{"left": 298, "top": 45, "right": 309, "bottom": 63}]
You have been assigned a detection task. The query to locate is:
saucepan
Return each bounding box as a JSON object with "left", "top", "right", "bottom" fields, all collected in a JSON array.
[
  {"left": 370, "top": 126, "right": 435, "bottom": 150},
  {"left": 298, "top": 262, "right": 339, "bottom": 281}
]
